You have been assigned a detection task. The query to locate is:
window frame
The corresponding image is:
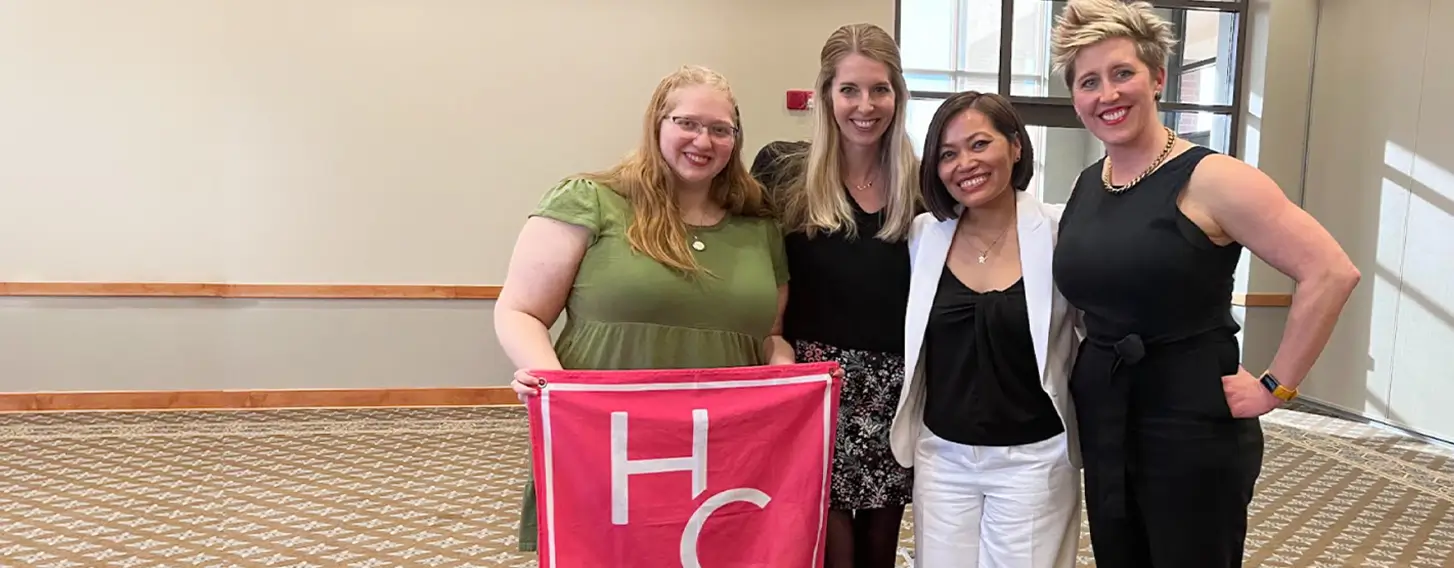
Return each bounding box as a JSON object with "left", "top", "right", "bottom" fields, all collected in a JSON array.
[{"left": 894, "top": 0, "right": 1250, "bottom": 157}]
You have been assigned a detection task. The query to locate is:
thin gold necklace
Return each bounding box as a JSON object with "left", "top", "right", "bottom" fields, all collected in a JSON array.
[
  {"left": 960, "top": 220, "right": 1013, "bottom": 264},
  {"left": 1103, "top": 126, "right": 1177, "bottom": 193},
  {"left": 850, "top": 168, "right": 879, "bottom": 192}
]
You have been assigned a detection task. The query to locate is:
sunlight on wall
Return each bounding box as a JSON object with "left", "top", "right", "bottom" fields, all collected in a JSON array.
[
  {"left": 1383, "top": 139, "right": 1454, "bottom": 437},
  {"left": 1382, "top": 140, "right": 1454, "bottom": 322}
]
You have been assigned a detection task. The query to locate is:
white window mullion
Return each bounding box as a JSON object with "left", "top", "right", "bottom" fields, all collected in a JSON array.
[{"left": 950, "top": 0, "right": 963, "bottom": 89}]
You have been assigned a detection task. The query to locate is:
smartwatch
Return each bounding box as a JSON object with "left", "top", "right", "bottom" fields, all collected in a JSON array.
[{"left": 1259, "top": 371, "right": 1298, "bottom": 402}]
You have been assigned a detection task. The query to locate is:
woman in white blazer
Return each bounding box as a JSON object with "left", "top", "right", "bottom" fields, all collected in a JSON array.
[{"left": 888, "top": 91, "right": 1084, "bottom": 568}]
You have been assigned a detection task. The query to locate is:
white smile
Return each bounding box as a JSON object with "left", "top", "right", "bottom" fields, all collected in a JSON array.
[
  {"left": 1099, "top": 108, "right": 1128, "bottom": 123},
  {"left": 851, "top": 119, "right": 878, "bottom": 131},
  {"left": 684, "top": 152, "right": 711, "bottom": 166},
  {"left": 957, "top": 174, "right": 990, "bottom": 190}
]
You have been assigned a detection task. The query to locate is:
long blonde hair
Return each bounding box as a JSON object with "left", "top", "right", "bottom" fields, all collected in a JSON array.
[
  {"left": 582, "top": 65, "right": 770, "bottom": 275},
  {"left": 771, "top": 23, "right": 920, "bottom": 241}
]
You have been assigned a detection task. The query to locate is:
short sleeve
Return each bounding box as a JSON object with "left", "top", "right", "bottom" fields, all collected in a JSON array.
[
  {"left": 531, "top": 178, "right": 604, "bottom": 238},
  {"left": 767, "top": 221, "right": 790, "bottom": 286}
]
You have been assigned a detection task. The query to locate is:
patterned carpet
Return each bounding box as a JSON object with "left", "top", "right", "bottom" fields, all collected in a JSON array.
[{"left": 0, "top": 405, "right": 1450, "bottom": 567}]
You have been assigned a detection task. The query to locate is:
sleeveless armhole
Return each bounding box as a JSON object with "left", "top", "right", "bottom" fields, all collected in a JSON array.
[
  {"left": 531, "top": 178, "right": 605, "bottom": 246},
  {"left": 1159, "top": 146, "right": 1218, "bottom": 204},
  {"left": 1162, "top": 147, "right": 1230, "bottom": 250}
]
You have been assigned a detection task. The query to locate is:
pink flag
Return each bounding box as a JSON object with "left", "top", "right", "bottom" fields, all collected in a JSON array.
[{"left": 525, "top": 362, "right": 842, "bottom": 567}]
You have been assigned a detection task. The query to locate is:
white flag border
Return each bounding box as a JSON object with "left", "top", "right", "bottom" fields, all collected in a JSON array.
[{"left": 539, "top": 372, "right": 837, "bottom": 567}]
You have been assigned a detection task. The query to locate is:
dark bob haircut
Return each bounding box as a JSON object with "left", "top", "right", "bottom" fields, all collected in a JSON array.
[{"left": 918, "top": 91, "right": 1035, "bottom": 220}]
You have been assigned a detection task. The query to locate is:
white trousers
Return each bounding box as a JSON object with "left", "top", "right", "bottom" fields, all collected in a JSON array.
[{"left": 912, "top": 429, "right": 1081, "bottom": 568}]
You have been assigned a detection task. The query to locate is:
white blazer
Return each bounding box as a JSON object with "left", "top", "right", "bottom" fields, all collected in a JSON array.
[{"left": 889, "top": 190, "right": 1083, "bottom": 469}]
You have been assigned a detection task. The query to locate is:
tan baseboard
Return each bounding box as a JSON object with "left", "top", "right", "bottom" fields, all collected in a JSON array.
[
  {"left": 1233, "top": 293, "right": 1293, "bottom": 307},
  {"left": 0, "top": 387, "right": 521, "bottom": 412},
  {"left": 0, "top": 282, "right": 501, "bottom": 299}
]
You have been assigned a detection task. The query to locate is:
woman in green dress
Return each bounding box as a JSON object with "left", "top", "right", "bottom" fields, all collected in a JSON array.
[{"left": 494, "top": 65, "right": 798, "bottom": 553}]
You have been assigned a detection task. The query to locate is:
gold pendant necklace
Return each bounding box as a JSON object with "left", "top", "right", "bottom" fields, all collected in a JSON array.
[
  {"left": 686, "top": 210, "right": 718, "bottom": 251},
  {"left": 972, "top": 222, "right": 1013, "bottom": 264}
]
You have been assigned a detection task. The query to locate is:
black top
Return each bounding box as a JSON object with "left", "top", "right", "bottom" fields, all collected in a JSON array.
[
  {"left": 922, "top": 269, "right": 1065, "bottom": 446},
  {"left": 1052, "top": 146, "right": 1243, "bottom": 347},
  {"left": 749, "top": 141, "right": 912, "bottom": 355}
]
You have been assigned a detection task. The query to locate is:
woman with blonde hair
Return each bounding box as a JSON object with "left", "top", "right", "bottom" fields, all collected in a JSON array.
[
  {"left": 750, "top": 22, "right": 920, "bottom": 568},
  {"left": 1048, "top": 1, "right": 1360, "bottom": 566},
  {"left": 497, "top": 64, "right": 796, "bottom": 553}
]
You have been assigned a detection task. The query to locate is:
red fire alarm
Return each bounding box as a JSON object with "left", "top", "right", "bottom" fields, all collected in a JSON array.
[{"left": 786, "top": 89, "right": 813, "bottom": 111}]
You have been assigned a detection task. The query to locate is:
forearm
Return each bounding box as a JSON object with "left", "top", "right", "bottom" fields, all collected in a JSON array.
[
  {"left": 495, "top": 309, "right": 564, "bottom": 372},
  {"left": 1265, "top": 265, "right": 1360, "bottom": 389},
  {"left": 764, "top": 335, "right": 795, "bottom": 365}
]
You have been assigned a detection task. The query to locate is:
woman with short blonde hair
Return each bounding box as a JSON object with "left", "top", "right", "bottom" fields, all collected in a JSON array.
[
  {"left": 750, "top": 22, "right": 920, "bottom": 568},
  {"left": 1048, "top": 1, "right": 1359, "bottom": 567}
]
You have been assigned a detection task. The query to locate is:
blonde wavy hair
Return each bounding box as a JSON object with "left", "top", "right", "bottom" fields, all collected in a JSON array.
[
  {"left": 582, "top": 65, "right": 770, "bottom": 275},
  {"left": 771, "top": 23, "right": 920, "bottom": 242},
  {"left": 1050, "top": 0, "right": 1178, "bottom": 89}
]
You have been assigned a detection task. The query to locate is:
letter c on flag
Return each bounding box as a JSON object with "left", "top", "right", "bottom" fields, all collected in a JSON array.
[{"left": 679, "top": 488, "right": 772, "bottom": 567}]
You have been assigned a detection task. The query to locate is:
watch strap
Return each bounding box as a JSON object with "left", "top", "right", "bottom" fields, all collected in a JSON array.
[{"left": 1260, "top": 371, "right": 1297, "bottom": 402}]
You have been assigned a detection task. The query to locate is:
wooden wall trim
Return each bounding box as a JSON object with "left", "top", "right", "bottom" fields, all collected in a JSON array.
[
  {"left": 4, "top": 282, "right": 1292, "bottom": 306},
  {"left": 0, "top": 282, "right": 501, "bottom": 299},
  {"left": 1233, "top": 293, "right": 1294, "bottom": 307},
  {"left": 0, "top": 387, "right": 521, "bottom": 412},
  {"left": 2, "top": 283, "right": 1291, "bottom": 306}
]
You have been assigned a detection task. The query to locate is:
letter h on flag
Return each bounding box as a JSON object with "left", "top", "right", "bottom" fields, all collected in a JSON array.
[{"left": 525, "top": 362, "right": 842, "bottom": 567}]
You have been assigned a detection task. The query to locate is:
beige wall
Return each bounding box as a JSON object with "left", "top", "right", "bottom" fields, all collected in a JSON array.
[
  {"left": 1294, "top": 0, "right": 1454, "bottom": 443},
  {"left": 0, "top": 0, "right": 892, "bottom": 392}
]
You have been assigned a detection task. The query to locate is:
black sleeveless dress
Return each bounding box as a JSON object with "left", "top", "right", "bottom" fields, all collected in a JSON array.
[{"left": 1052, "top": 146, "right": 1264, "bottom": 568}]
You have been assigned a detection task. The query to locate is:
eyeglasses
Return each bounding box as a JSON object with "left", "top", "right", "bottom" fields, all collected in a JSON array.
[{"left": 666, "top": 116, "right": 738, "bottom": 141}]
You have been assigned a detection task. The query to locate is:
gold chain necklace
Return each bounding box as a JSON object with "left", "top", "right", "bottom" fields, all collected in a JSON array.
[{"left": 1102, "top": 126, "right": 1177, "bottom": 193}]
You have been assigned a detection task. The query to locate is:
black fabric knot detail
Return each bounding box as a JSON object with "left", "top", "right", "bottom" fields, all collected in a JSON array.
[{"left": 1114, "top": 334, "right": 1145, "bottom": 365}]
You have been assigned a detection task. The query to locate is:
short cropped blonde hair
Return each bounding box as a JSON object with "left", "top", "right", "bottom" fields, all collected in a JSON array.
[{"left": 1050, "top": 0, "right": 1178, "bottom": 89}]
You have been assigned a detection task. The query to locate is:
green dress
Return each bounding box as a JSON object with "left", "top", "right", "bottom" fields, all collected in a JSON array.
[{"left": 516, "top": 177, "right": 789, "bottom": 552}]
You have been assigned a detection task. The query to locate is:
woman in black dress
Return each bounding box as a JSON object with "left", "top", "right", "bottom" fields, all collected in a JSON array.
[{"left": 1047, "top": 1, "right": 1361, "bottom": 567}]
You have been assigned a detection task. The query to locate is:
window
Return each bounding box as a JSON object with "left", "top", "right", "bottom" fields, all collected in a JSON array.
[{"left": 897, "top": 0, "right": 1249, "bottom": 203}]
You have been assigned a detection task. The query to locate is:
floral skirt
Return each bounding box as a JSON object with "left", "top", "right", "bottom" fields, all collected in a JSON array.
[{"left": 796, "top": 339, "right": 914, "bottom": 510}]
